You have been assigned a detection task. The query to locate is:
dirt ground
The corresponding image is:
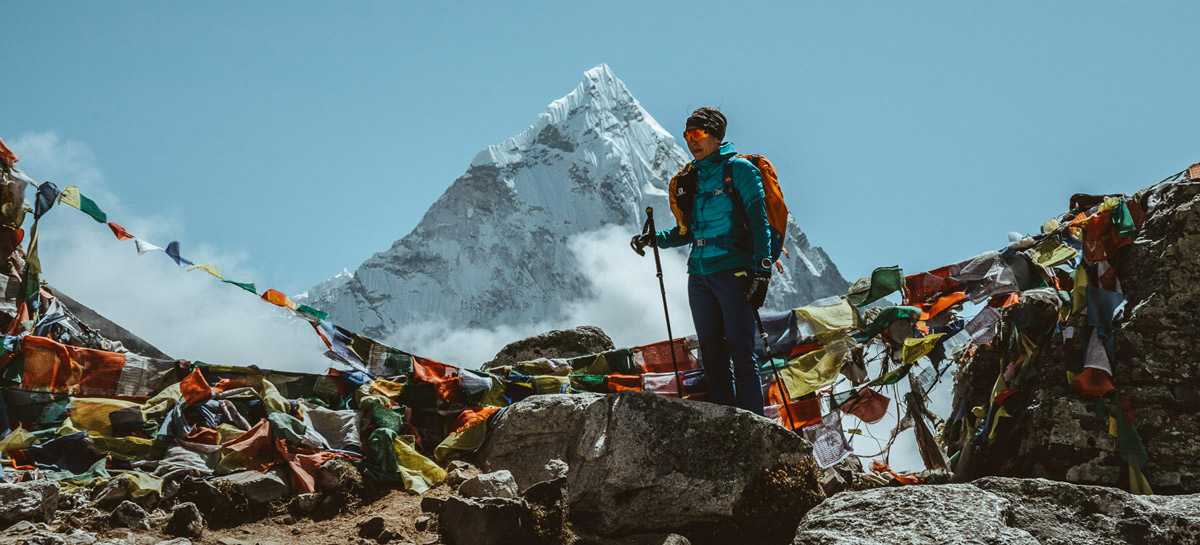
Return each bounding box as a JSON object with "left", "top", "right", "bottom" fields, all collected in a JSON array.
[{"left": 54, "top": 484, "right": 456, "bottom": 545}]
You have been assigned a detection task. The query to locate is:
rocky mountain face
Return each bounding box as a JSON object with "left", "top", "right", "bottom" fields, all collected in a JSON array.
[
  {"left": 948, "top": 176, "right": 1200, "bottom": 494},
  {"left": 296, "top": 65, "right": 848, "bottom": 341}
]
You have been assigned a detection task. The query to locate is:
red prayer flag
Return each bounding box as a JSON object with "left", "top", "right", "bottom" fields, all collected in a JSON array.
[
  {"left": 1070, "top": 368, "right": 1114, "bottom": 399},
  {"left": 107, "top": 222, "right": 134, "bottom": 241},
  {"left": 839, "top": 386, "right": 891, "bottom": 424}
]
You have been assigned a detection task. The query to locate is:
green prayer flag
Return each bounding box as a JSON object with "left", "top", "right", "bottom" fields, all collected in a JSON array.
[
  {"left": 869, "top": 363, "right": 913, "bottom": 387},
  {"left": 829, "top": 389, "right": 859, "bottom": 410},
  {"left": 1113, "top": 199, "right": 1138, "bottom": 238},
  {"left": 383, "top": 348, "right": 414, "bottom": 376},
  {"left": 296, "top": 304, "right": 328, "bottom": 321},
  {"left": 848, "top": 266, "right": 904, "bottom": 307},
  {"left": 78, "top": 194, "right": 107, "bottom": 223},
  {"left": 223, "top": 280, "right": 257, "bottom": 293},
  {"left": 1114, "top": 401, "right": 1150, "bottom": 469},
  {"left": 853, "top": 306, "right": 922, "bottom": 343},
  {"left": 570, "top": 374, "right": 607, "bottom": 393}
]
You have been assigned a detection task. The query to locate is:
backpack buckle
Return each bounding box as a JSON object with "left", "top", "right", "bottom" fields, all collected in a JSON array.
[{"left": 695, "top": 238, "right": 707, "bottom": 247}]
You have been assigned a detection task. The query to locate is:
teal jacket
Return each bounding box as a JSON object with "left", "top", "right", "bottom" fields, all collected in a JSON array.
[{"left": 656, "top": 142, "right": 771, "bottom": 275}]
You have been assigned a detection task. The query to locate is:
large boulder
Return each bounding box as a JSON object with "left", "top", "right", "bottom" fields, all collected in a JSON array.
[
  {"left": 472, "top": 391, "right": 823, "bottom": 544},
  {"left": 794, "top": 477, "right": 1200, "bottom": 545},
  {"left": 481, "top": 325, "right": 614, "bottom": 372}
]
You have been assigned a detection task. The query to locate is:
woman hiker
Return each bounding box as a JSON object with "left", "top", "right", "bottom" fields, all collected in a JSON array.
[{"left": 631, "top": 107, "right": 772, "bottom": 416}]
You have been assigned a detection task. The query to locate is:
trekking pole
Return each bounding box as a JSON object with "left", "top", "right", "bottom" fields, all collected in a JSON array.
[
  {"left": 643, "top": 207, "right": 684, "bottom": 398},
  {"left": 753, "top": 308, "right": 798, "bottom": 431}
]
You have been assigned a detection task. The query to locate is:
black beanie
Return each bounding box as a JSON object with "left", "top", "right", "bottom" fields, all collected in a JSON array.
[{"left": 686, "top": 107, "right": 727, "bottom": 141}]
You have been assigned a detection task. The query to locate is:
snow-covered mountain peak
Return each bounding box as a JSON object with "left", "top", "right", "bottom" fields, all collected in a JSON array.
[
  {"left": 299, "top": 65, "right": 848, "bottom": 346},
  {"left": 472, "top": 64, "right": 673, "bottom": 169}
]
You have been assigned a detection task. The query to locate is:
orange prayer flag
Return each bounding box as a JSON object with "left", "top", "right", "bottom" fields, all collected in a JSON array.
[
  {"left": 604, "top": 374, "right": 643, "bottom": 392},
  {"left": 920, "top": 291, "right": 968, "bottom": 320},
  {"left": 261, "top": 289, "right": 295, "bottom": 309},
  {"left": 107, "top": 222, "right": 134, "bottom": 241},
  {"left": 779, "top": 398, "right": 822, "bottom": 430},
  {"left": 0, "top": 136, "right": 18, "bottom": 165},
  {"left": 180, "top": 368, "right": 213, "bottom": 406},
  {"left": 412, "top": 356, "right": 458, "bottom": 384}
]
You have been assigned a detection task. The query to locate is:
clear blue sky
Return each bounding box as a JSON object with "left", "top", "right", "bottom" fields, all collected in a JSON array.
[{"left": 5, "top": 1, "right": 1199, "bottom": 296}]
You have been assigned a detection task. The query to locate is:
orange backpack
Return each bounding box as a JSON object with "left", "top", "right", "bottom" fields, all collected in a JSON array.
[{"left": 668, "top": 154, "right": 790, "bottom": 266}]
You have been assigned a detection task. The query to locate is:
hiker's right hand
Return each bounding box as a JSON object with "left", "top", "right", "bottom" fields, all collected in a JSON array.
[{"left": 630, "top": 233, "right": 653, "bottom": 256}]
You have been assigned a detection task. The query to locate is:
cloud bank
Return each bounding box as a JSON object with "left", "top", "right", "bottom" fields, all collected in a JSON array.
[{"left": 12, "top": 132, "right": 332, "bottom": 373}]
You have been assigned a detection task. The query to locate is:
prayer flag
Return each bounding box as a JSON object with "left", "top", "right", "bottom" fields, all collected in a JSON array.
[
  {"left": 134, "top": 239, "right": 163, "bottom": 255},
  {"left": 34, "top": 182, "right": 58, "bottom": 219},
  {"left": 775, "top": 397, "right": 822, "bottom": 430},
  {"left": 902, "top": 333, "right": 945, "bottom": 364},
  {"left": 187, "top": 264, "right": 223, "bottom": 279},
  {"left": 801, "top": 409, "right": 852, "bottom": 468},
  {"left": 829, "top": 388, "right": 859, "bottom": 410},
  {"left": 0, "top": 136, "right": 18, "bottom": 165},
  {"left": 869, "top": 363, "right": 912, "bottom": 387},
  {"left": 1031, "top": 237, "right": 1078, "bottom": 268},
  {"left": 164, "top": 241, "right": 193, "bottom": 267},
  {"left": 778, "top": 349, "right": 845, "bottom": 398},
  {"left": 853, "top": 306, "right": 921, "bottom": 342},
  {"left": 839, "top": 386, "right": 891, "bottom": 424},
  {"left": 795, "top": 297, "right": 858, "bottom": 336},
  {"left": 179, "top": 368, "right": 213, "bottom": 406},
  {"left": 261, "top": 289, "right": 295, "bottom": 309},
  {"left": 59, "top": 186, "right": 81, "bottom": 209},
  {"left": 107, "top": 222, "right": 134, "bottom": 241},
  {"left": 296, "top": 304, "right": 328, "bottom": 321},
  {"left": 223, "top": 280, "right": 256, "bottom": 293},
  {"left": 76, "top": 193, "right": 107, "bottom": 223},
  {"left": 847, "top": 265, "right": 903, "bottom": 307}
]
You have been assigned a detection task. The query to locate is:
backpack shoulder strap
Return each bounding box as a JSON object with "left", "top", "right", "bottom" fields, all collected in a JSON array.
[{"left": 723, "top": 157, "right": 749, "bottom": 230}]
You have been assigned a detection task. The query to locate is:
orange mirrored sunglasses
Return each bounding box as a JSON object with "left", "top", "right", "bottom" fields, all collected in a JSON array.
[{"left": 683, "top": 128, "right": 710, "bottom": 142}]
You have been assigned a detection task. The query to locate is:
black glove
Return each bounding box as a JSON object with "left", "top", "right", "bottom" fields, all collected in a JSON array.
[
  {"left": 630, "top": 233, "right": 653, "bottom": 256},
  {"left": 745, "top": 270, "right": 771, "bottom": 309}
]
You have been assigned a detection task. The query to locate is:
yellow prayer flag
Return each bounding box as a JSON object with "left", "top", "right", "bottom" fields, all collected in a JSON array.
[
  {"left": 187, "top": 264, "right": 224, "bottom": 279},
  {"left": 59, "top": 186, "right": 81, "bottom": 210},
  {"left": 1031, "top": 238, "right": 1078, "bottom": 268},
  {"left": 1071, "top": 266, "right": 1089, "bottom": 316},
  {"left": 902, "top": 333, "right": 945, "bottom": 364},
  {"left": 779, "top": 348, "right": 845, "bottom": 398},
  {"left": 1129, "top": 466, "right": 1155, "bottom": 495},
  {"left": 795, "top": 297, "right": 858, "bottom": 336}
]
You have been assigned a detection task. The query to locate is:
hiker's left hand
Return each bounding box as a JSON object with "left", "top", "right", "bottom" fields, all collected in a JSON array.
[{"left": 745, "top": 270, "right": 771, "bottom": 309}]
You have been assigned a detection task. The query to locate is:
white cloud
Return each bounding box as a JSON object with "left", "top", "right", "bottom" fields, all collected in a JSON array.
[
  {"left": 384, "top": 224, "right": 695, "bottom": 368},
  {"left": 10, "top": 132, "right": 332, "bottom": 373}
]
